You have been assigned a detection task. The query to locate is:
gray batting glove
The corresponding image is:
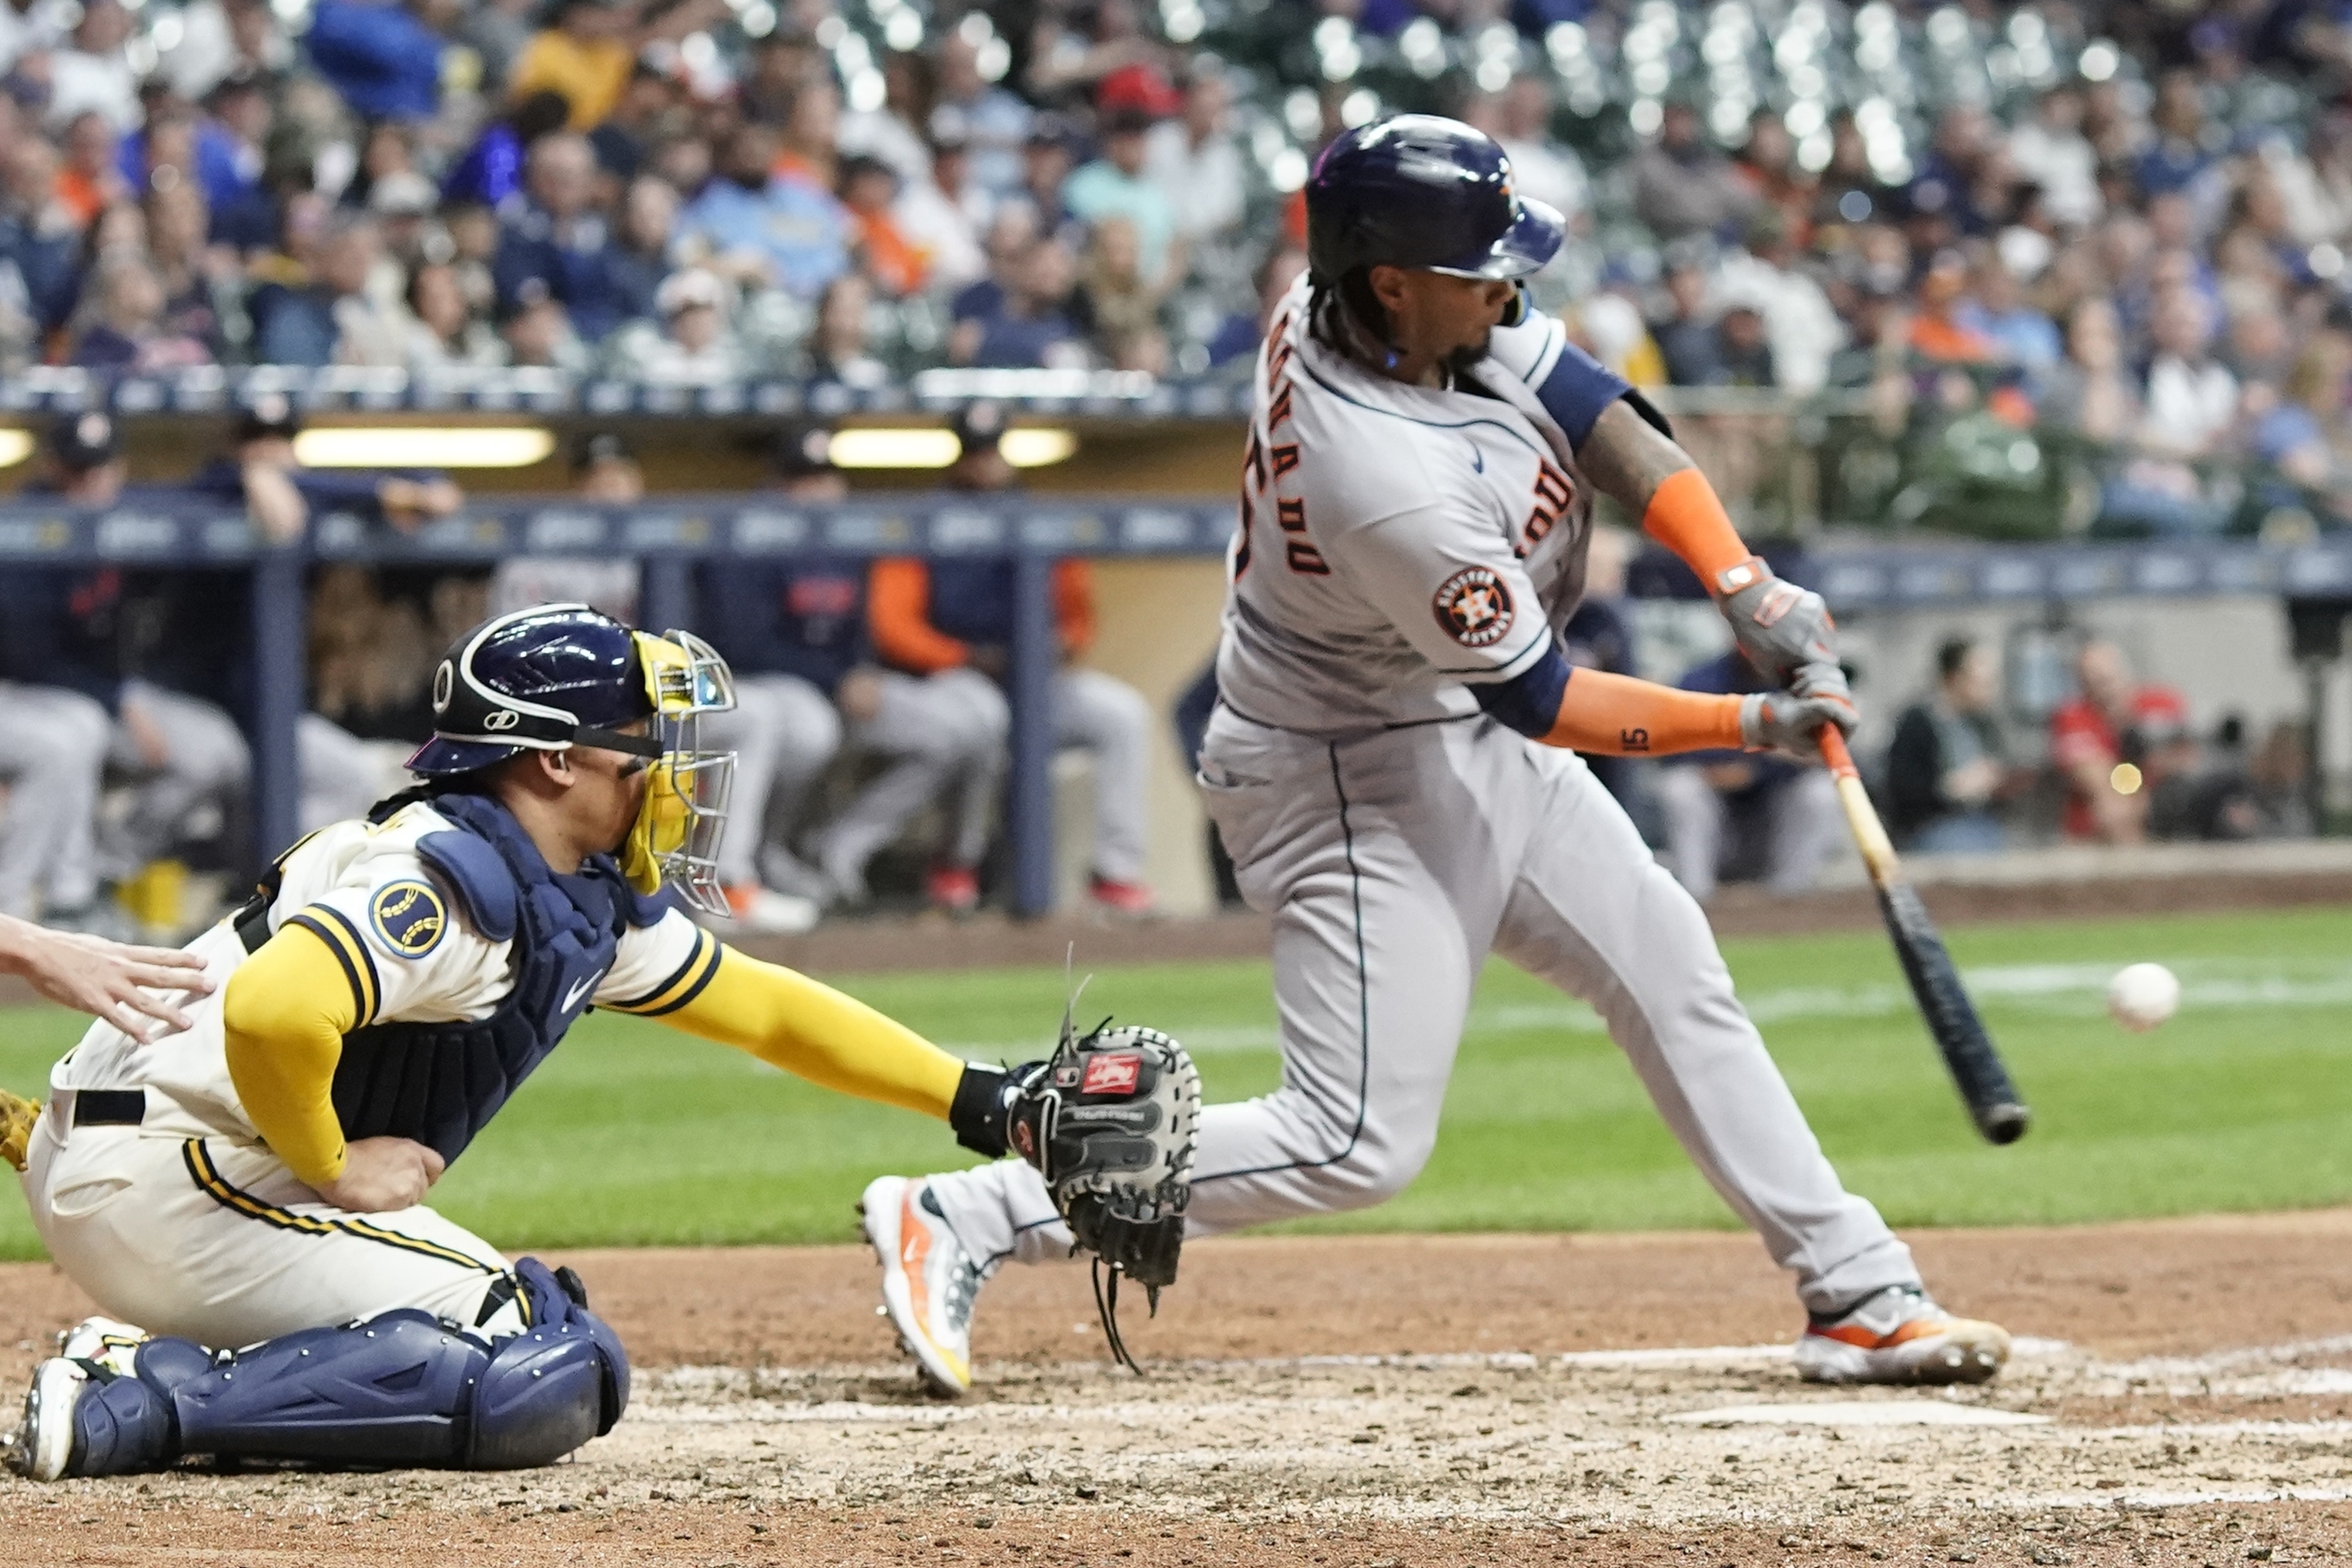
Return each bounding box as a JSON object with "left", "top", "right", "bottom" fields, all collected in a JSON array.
[
  {"left": 1739, "top": 669, "right": 1856, "bottom": 763},
  {"left": 1717, "top": 558, "right": 1838, "bottom": 685}
]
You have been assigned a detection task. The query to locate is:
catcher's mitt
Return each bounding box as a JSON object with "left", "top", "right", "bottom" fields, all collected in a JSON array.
[
  {"left": 0, "top": 1089, "right": 39, "bottom": 1173},
  {"left": 1005, "top": 1014, "right": 1201, "bottom": 1372}
]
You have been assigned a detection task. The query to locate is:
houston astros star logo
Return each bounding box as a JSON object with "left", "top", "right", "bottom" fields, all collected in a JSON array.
[{"left": 1432, "top": 565, "right": 1516, "bottom": 648}]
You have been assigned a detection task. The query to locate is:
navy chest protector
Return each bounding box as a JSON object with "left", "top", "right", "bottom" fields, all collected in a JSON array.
[{"left": 323, "top": 791, "right": 668, "bottom": 1168}]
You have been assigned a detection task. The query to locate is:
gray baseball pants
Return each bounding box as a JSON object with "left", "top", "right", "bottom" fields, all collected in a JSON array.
[
  {"left": 926, "top": 707, "right": 1918, "bottom": 1316},
  {"left": 815, "top": 668, "right": 1007, "bottom": 893},
  {"left": 0, "top": 682, "right": 110, "bottom": 916},
  {"left": 702, "top": 673, "right": 845, "bottom": 889}
]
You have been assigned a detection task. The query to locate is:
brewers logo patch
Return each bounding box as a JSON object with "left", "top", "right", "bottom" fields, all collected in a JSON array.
[
  {"left": 1432, "top": 566, "right": 1516, "bottom": 648},
  {"left": 369, "top": 880, "right": 447, "bottom": 959}
]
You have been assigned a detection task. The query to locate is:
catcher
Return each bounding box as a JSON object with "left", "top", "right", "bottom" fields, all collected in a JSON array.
[{"left": 0, "top": 603, "right": 1196, "bottom": 1479}]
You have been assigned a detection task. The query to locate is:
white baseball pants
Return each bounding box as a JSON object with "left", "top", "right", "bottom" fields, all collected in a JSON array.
[
  {"left": 926, "top": 706, "right": 1918, "bottom": 1316},
  {"left": 24, "top": 1107, "right": 508, "bottom": 1350}
]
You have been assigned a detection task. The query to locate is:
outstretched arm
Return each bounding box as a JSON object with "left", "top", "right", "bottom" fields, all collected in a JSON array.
[
  {"left": 620, "top": 936, "right": 1012, "bottom": 1146},
  {"left": 0, "top": 915, "right": 211, "bottom": 1039}
]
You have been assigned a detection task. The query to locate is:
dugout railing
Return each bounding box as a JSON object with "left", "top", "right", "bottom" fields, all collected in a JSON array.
[{"left": 8, "top": 495, "right": 2352, "bottom": 913}]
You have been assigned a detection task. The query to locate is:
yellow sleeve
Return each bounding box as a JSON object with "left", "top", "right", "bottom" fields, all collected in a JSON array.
[
  {"left": 612, "top": 935, "right": 963, "bottom": 1119},
  {"left": 220, "top": 921, "right": 361, "bottom": 1188}
]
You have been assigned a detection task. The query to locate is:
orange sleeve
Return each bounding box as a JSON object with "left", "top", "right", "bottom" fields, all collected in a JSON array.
[
  {"left": 867, "top": 558, "right": 968, "bottom": 674},
  {"left": 1640, "top": 467, "right": 1753, "bottom": 591},
  {"left": 1541, "top": 668, "right": 1744, "bottom": 756},
  {"left": 1052, "top": 559, "right": 1095, "bottom": 657}
]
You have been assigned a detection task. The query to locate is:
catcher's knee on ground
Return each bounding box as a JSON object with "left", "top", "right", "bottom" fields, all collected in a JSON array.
[{"left": 45, "top": 1258, "right": 628, "bottom": 1478}]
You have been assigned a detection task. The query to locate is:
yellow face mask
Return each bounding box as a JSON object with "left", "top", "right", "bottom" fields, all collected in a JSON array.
[{"left": 614, "top": 631, "right": 736, "bottom": 913}]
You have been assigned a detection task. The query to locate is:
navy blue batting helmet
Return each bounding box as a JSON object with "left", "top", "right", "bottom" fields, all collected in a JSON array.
[
  {"left": 1305, "top": 116, "right": 1566, "bottom": 286},
  {"left": 407, "top": 604, "right": 659, "bottom": 776}
]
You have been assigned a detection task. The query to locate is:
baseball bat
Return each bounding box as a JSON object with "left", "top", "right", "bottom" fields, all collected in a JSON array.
[{"left": 1817, "top": 728, "right": 2031, "bottom": 1145}]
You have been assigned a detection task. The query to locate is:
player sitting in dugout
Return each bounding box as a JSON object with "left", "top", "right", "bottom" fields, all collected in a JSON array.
[
  {"left": 0, "top": 605, "right": 1045, "bottom": 1481},
  {"left": 867, "top": 403, "right": 1155, "bottom": 917}
]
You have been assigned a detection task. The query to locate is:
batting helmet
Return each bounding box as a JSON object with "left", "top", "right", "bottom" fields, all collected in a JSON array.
[{"left": 1305, "top": 115, "right": 1566, "bottom": 286}]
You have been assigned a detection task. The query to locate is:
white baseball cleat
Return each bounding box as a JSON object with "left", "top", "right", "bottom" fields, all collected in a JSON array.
[
  {"left": 57, "top": 1317, "right": 149, "bottom": 1379},
  {"left": 860, "top": 1175, "right": 984, "bottom": 1397},
  {"left": 6, "top": 1356, "right": 90, "bottom": 1481},
  {"left": 1794, "top": 1285, "right": 2011, "bottom": 1385}
]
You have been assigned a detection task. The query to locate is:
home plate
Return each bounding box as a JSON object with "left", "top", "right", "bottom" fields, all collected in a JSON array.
[{"left": 1665, "top": 1402, "right": 2052, "bottom": 1428}]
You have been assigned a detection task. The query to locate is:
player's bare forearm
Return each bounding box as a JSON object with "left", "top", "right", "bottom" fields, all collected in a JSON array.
[
  {"left": 1540, "top": 668, "right": 1741, "bottom": 756},
  {"left": 0, "top": 915, "right": 211, "bottom": 1038},
  {"left": 1578, "top": 400, "right": 1751, "bottom": 585}
]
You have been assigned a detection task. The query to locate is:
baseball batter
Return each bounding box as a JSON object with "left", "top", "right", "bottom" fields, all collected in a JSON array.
[
  {"left": 0, "top": 605, "right": 1044, "bottom": 1479},
  {"left": 866, "top": 116, "right": 2010, "bottom": 1395}
]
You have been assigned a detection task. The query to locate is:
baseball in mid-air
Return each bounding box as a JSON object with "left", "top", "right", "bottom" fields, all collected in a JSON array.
[{"left": 2106, "top": 963, "right": 2180, "bottom": 1033}]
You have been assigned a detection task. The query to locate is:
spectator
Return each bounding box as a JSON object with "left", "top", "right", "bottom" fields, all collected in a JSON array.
[
  {"left": 55, "top": 112, "right": 128, "bottom": 230},
  {"left": 1063, "top": 99, "right": 1180, "bottom": 288},
  {"left": 1017, "top": 116, "right": 1081, "bottom": 248},
  {"left": 46, "top": 0, "right": 137, "bottom": 132},
  {"left": 776, "top": 75, "right": 844, "bottom": 193},
  {"left": 453, "top": 0, "right": 537, "bottom": 92},
  {"left": 1143, "top": 65, "right": 1244, "bottom": 246},
  {"left": 1075, "top": 213, "right": 1166, "bottom": 374},
  {"left": 1956, "top": 250, "right": 2062, "bottom": 375},
  {"left": 1885, "top": 638, "right": 2012, "bottom": 854},
  {"left": 199, "top": 72, "right": 274, "bottom": 246},
  {"left": 2119, "top": 286, "right": 2237, "bottom": 534},
  {"left": 250, "top": 209, "right": 404, "bottom": 367},
  {"left": 507, "top": 0, "right": 633, "bottom": 132},
  {"left": 1631, "top": 99, "right": 1756, "bottom": 243},
  {"left": 866, "top": 402, "right": 1155, "bottom": 916},
  {"left": 1713, "top": 298, "right": 1776, "bottom": 387},
  {"left": 2008, "top": 84, "right": 2101, "bottom": 229},
  {"left": 587, "top": 62, "right": 675, "bottom": 183},
  {"left": 680, "top": 122, "right": 852, "bottom": 300},
  {"left": 931, "top": 26, "right": 1031, "bottom": 200},
  {"left": 1651, "top": 257, "right": 1725, "bottom": 387},
  {"left": 2250, "top": 340, "right": 2352, "bottom": 521},
  {"left": 2039, "top": 297, "right": 2139, "bottom": 446},
  {"left": 69, "top": 250, "right": 213, "bottom": 370},
  {"left": 605, "top": 266, "right": 751, "bottom": 384},
  {"left": 950, "top": 235, "right": 1082, "bottom": 369},
  {"left": 606, "top": 171, "right": 678, "bottom": 324},
  {"left": 1490, "top": 73, "right": 1589, "bottom": 226},
  {"left": 1656, "top": 648, "right": 1845, "bottom": 902},
  {"left": 143, "top": 179, "right": 228, "bottom": 356},
  {"left": 2136, "top": 69, "right": 2219, "bottom": 203},
  {"left": 2051, "top": 641, "right": 2196, "bottom": 844},
  {"left": 0, "top": 132, "right": 81, "bottom": 332},
  {"left": 441, "top": 89, "right": 572, "bottom": 209},
  {"left": 493, "top": 132, "right": 631, "bottom": 343},
  {"left": 165, "top": 0, "right": 290, "bottom": 104},
  {"left": 302, "top": 0, "right": 445, "bottom": 123},
  {"left": 893, "top": 128, "right": 987, "bottom": 293},
  {"left": 839, "top": 153, "right": 926, "bottom": 297},
  {"left": 404, "top": 259, "right": 505, "bottom": 370},
  {"left": 1715, "top": 209, "right": 1842, "bottom": 394},
  {"left": 0, "top": 0, "right": 71, "bottom": 77},
  {"left": 1908, "top": 253, "right": 1996, "bottom": 364},
  {"left": 797, "top": 270, "right": 889, "bottom": 386},
  {"left": 498, "top": 284, "right": 591, "bottom": 370}
]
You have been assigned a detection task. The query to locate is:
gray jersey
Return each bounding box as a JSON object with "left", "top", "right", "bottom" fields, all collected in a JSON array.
[{"left": 1213, "top": 275, "right": 1615, "bottom": 736}]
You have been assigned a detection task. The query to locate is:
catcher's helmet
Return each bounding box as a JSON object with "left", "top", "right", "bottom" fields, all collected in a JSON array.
[
  {"left": 1305, "top": 115, "right": 1566, "bottom": 285},
  {"left": 408, "top": 605, "right": 662, "bottom": 777}
]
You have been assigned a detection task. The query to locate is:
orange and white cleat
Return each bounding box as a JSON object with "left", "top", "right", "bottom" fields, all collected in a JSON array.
[
  {"left": 1794, "top": 1285, "right": 2010, "bottom": 1385},
  {"left": 860, "top": 1175, "right": 984, "bottom": 1397}
]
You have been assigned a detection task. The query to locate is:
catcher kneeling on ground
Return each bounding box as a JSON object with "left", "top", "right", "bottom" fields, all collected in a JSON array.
[{"left": 0, "top": 604, "right": 1191, "bottom": 1480}]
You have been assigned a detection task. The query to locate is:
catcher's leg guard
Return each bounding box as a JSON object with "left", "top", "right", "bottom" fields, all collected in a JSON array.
[{"left": 39, "top": 1259, "right": 628, "bottom": 1476}]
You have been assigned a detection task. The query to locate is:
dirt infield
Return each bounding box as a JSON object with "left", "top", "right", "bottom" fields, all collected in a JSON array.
[{"left": 12, "top": 1214, "right": 2352, "bottom": 1563}]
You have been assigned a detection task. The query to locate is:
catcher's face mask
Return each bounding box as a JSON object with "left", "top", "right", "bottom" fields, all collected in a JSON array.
[{"left": 614, "top": 630, "right": 736, "bottom": 916}]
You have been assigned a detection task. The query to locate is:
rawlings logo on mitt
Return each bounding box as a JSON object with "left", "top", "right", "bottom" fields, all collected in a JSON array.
[{"left": 1005, "top": 1013, "right": 1201, "bottom": 1372}]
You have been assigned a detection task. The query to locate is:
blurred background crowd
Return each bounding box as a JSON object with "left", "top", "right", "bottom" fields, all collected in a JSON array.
[{"left": 0, "top": 0, "right": 2343, "bottom": 936}]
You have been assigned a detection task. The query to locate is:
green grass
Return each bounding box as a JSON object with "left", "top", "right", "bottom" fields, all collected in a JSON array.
[{"left": 0, "top": 904, "right": 2347, "bottom": 1258}]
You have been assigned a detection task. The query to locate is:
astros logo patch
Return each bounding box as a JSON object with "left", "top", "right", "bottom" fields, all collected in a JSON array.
[
  {"left": 1432, "top": 566, "right": 1516, "bottom": 648},
  {"left": 369, "top": 880, "right": 447, "bottom": 959}
]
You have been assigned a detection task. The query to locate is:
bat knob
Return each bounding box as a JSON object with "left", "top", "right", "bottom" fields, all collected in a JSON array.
[{"left": 1976, "top": 1104, "right": 2032, "bottom": 1145}]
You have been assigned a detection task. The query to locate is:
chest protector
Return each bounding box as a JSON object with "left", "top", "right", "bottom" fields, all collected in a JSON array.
[{"left": 327, "top": 790, "right": 668, "bottom": 1167}]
